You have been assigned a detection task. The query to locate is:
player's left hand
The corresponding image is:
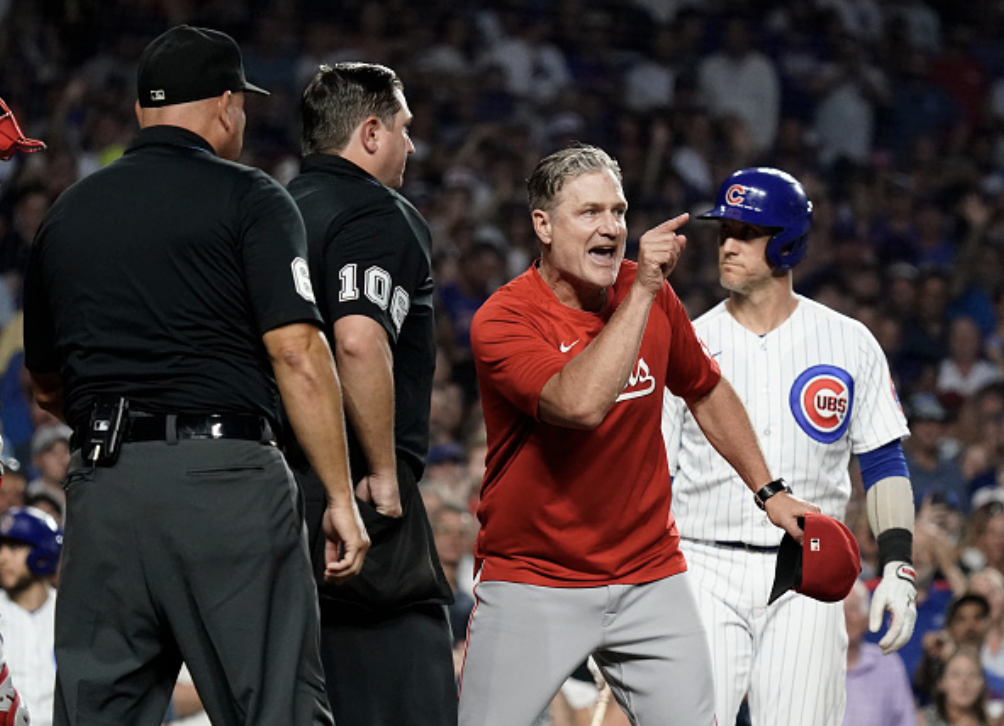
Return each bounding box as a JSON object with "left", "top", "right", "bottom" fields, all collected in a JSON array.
[
  {"left": 764, "top": 491, "right": 820, "bottom": 544},
  {"left": 870, "top": 560, "right": 917, "bottom": 655}
]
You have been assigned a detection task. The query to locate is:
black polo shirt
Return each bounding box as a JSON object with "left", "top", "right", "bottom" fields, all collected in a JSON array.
[
  {"left": 24, "top": 125, "right": 323, "bottom": 430},
  {"left": 288, "top": 154, "right": 436, "bottom": 480}
]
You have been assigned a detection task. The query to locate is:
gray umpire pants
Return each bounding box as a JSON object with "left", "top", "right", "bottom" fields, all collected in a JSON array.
[
  {"left": 53, "top": 438, "right": 332, "bottom": 726},
  {"left": 459, "top": 572, "right": 715, "bottom": 726}
]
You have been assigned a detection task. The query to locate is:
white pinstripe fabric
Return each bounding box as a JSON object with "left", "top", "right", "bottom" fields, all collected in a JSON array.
[
  {"left": 686, "top": 541, "right": 848, "bottom": 726},
  {"left": 662, "top": 296, "right": 907, "bottom": 726},
  {"left": 0, "top": 590, "right": 56, "bottom": 726},
  {"left": 663, "top": 296, "right": 909, "bottom": 544}
]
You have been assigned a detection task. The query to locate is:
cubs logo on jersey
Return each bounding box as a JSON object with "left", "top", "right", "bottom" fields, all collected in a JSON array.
[{"left": 789, "top": 365, "right": 854, "bottom": 443}]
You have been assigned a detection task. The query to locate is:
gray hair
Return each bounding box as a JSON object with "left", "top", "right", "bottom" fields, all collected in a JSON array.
[{"left": 527, "top": 144, "right": 622, "bottom": 213}]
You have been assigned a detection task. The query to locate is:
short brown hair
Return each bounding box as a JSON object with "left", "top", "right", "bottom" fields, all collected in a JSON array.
[{"left": 300, "top": 62, "right": 403, "bottom": 155}]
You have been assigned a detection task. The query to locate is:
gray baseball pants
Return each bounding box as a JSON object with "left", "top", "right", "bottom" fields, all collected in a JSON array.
[{"left": 458, "top": 572, "right": 715, "bottom": 725}]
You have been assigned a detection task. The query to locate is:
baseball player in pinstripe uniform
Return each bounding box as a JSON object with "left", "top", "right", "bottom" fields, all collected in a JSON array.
[{"left": 663, "top": 167, "right": 918, "bottom": 725}]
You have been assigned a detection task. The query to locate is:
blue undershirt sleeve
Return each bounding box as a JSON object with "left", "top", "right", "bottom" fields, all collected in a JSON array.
[{"left": 858, "top": 440, "right": 909, "bottom": 491}]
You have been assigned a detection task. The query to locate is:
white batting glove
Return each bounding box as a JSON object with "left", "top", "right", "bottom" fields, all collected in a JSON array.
[
  {"left": 869, "top": 561, "right": 918, "bottom": 655},
  {"left": 0, "top": 663, "right": 29, "bottom": 726}
]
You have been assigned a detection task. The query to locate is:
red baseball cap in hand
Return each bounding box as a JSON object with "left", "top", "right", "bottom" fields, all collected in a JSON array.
[
  {"left": 768, "top": 513, "right": 861, "bottom": 605},
  {"left": 0, "top": 97, "right": 46, "bottom": 162}
]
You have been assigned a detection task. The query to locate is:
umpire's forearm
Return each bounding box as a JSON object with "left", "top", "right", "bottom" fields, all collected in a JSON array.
[
  {"left": 333, "top": 315, "right": 396, "bottom": 477},
  {"left": 264, "top": 323, "right": 354, "bottom": 508},
  {"left": 687, "top": 377, "right": 773, "bottom": 492}
]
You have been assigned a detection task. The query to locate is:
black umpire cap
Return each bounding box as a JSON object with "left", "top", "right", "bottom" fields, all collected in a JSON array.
[{"left": 137, "top": 25, "right": 269, "bottom": 108}]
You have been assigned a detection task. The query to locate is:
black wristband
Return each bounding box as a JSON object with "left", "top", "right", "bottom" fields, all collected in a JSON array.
[
  {"left": 754, "top": 478, "right": 790, "bottom": 511},
  {"left": 877, "top": 527, "right": 913, "bottom": 570}
]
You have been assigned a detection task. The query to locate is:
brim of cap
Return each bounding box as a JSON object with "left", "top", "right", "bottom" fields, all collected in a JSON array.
[
  {"left": 768, "top": 532, "right": 802, "bottom": 605},
  {"left": 695, "top": 206, "right": 724, "bottom": 220},
  {"left": 694, "top": 206, "right": 754, "bottom": 223},
  {"left": 694, "top": 206, "right": 782, "bottom": 230},
  {"left": 242, "top": 81, "right": 270, "bottom": 97}
]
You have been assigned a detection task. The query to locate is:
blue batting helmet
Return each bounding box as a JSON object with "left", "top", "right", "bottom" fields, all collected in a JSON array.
[
  {"left": 0, "top": 506, "right": 63, "bottom": 576},
  {"left": 697, "top": 167, "right": 813, "bottom": 270}
]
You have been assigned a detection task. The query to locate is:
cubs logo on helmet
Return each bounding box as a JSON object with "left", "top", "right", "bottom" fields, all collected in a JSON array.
[
  {"left": 789, "top": 365, "right": 854, "bottom": 443},
  {"left": 725, "top": 185, "right": 746, "bottom": 206}
]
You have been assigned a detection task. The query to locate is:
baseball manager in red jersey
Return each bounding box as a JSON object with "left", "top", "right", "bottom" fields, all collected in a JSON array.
[{"left": 458, "top": 144, "right": 819, "bottom": 725}]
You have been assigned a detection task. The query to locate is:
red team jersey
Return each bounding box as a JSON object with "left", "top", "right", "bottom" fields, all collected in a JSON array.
[{"left": 471, "top": 260, "right": 721, "bottom": 587}]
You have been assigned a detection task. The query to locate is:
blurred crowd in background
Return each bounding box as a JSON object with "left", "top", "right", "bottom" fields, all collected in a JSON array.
[{"left": 7, "top": 0, "right": 1004, "bottom": 722}]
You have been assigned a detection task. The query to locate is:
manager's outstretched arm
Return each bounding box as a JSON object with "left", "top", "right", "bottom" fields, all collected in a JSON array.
[{"left": 539, "top": 214, "right": 689, "bottom": 429}]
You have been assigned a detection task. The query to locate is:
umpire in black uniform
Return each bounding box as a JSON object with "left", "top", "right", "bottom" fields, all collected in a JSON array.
[
  {"left": 24, "top": 26, "right": 369, "bottom": 726},
  {"left": 286, "top": 63, "right": 456, "bottom": 725}
]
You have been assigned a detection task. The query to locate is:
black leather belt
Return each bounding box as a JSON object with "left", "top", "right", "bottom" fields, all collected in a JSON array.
[
  {"left": 74, "top": 414, "right": 274, "bottom": 448},
  {"left": 688, "top": 538, "right": 780, "bottom": 554}
]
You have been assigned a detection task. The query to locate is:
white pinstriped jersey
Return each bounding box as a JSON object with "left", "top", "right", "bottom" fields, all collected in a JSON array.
[
  {"left": 663, "top": 296, "right": 909, "bottom": 545},
  {"left": 0, "top": 589, "right": 55, "bottom": 726}
]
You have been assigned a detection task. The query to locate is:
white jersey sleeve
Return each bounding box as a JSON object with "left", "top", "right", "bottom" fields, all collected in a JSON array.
[{"left": 665, "top": 297, "right": 909, "bottom": 545}]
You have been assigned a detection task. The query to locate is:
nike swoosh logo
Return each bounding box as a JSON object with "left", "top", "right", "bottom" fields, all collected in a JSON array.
[
  {"left": 560, "top": 340, "right": 580, "bottom": 353},
  {"left": 711, "top": 351, "right": 722, "bottom": 358}
]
